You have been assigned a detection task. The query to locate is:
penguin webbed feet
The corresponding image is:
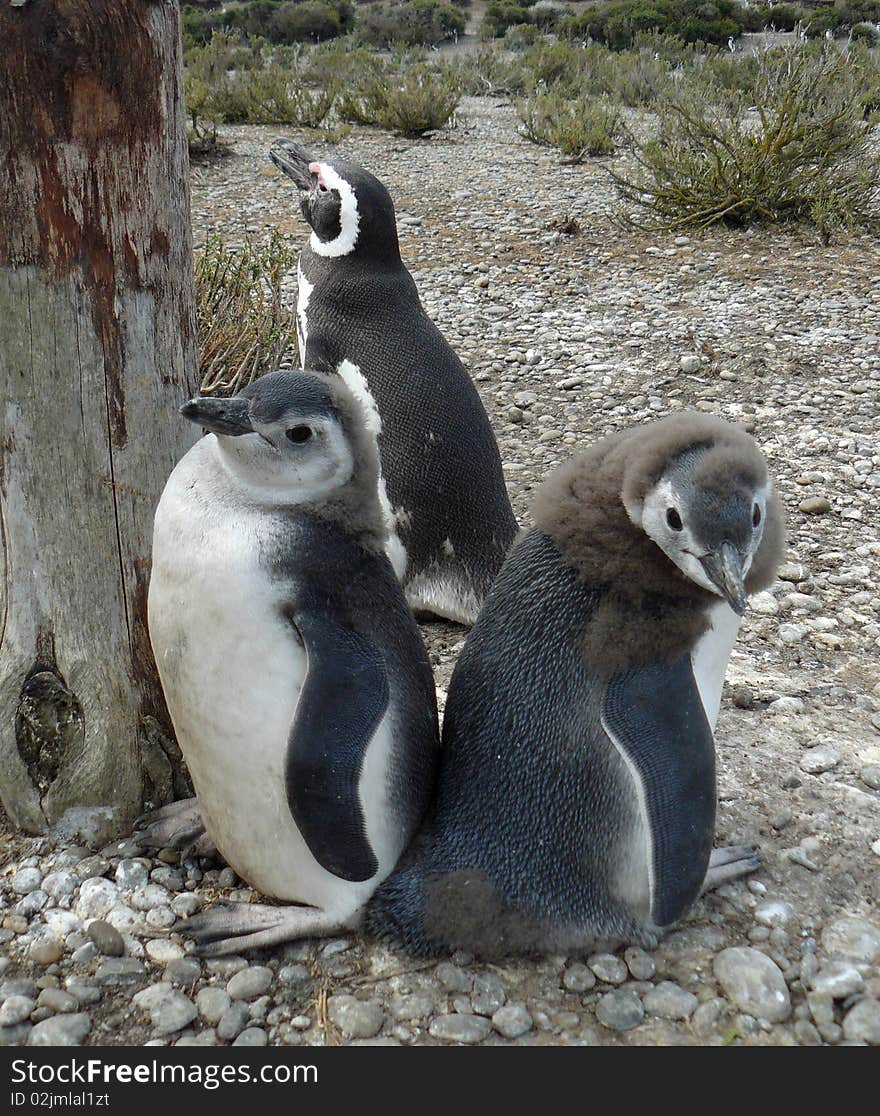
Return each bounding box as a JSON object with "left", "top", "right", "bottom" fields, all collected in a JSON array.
[
  {"left": 133, "top": 796, "right": 218, "bottom": 861},
  {"left": 701, "top": 844, "right": 761, "bottom": 894},
  {"left": 175, "top": 902, "right": 347, "bottom": 957}
]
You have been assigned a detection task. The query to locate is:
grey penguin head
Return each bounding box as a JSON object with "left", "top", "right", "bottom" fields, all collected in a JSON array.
[
  {"left": 269, "top": 139, "right": 399, "bottom": 262},
  {"left": 620, "top": 416, "right": 779, "bottom": 614},
  {"left": 180, "top": 369, "right": 381, "bottom": 520}
]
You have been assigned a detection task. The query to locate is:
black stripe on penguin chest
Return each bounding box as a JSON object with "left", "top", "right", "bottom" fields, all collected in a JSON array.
[{"left": 602, "top": 655, "right": 716, "bottom": 928}]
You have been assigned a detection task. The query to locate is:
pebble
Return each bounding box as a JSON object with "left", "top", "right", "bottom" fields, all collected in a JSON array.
[
  {"left": 37, "top": 988, "right": 78, "bottom": 1014},
  {"left": 217, "top": 1003, "right": 251, "bottom": 1041},
  {"left": 95, "top": 958, "right": 144, "bottom": 984},
  {"left": 233, "top": 1027, "right": 268, "bottom": 1046},
  {"left": 821, "top": 917, "right": 880, "bottom": 963},
  {"left": 0, "top": 996, "right": 35, "bottom": 1026},
  {"left": 596, "top": 989, "right": 644, "bottom": 1031},
  {"left": 642, "top": 982, "right": 698, "bottom": 1020},
  {"left": 88, "top": 920, "right": 126, "bottom": 957},
  {"left": 588, "top": 953, "right": 628, "bottom": 984},
  {"left": 165, "top": 958, "right": 201, "bottom": 985},
  {"left": 799, "top": 496, "right": 831, "bottom": 514},
  {"left": 116, "top": 859, "right": 150, "bottom": 891},
  {"left": 860, "top": 765, "right": 880, "bottom": 790},
  {"left": 327, "top": 995, "right": 385, "bottom": 1040},
  {"left": 428, "top": 1013, "right": 491, "bottom": 1044},
  {"left": 563, "top": 962, "right": 596, "bottom": 992},
  {"left": 227, "top": 966, "right": 274, "bottom": 1001},
  {"left": 76, "top": 878, "right": 119, "bottom": 919},
  {"left": 714, "top": 948, "right": 791, "bottom": 1022},
  {"left": 766, "top": 696, "right": 804, "bottom": 714},
  {"left": 471, "top": 973, "right": 506, "bottom": 1016},
  {"left": 29, "top": 935, "right": 63, "bottom": 965},
  {"left": 42, "top": 871, "right": 78, "bottom": 900},
  {"left": 145, "top": 939, "right": 185, "bottom": 964},
  {"left": 754, "top": 900, "right": 795, "bottom": 928},
  {"left": 811, "top": 962, "right": 864, "bottom": 999},
  {"left": 800, "top": 746, "right": 840, "bottom": 774},
  {"left": 842, "top": 998, "right": 880, "bottom": 1044},
  {"left": 435, "top": 962, "right": 471, "bottom": 992},
  {"left": 623, "top": 947, "right": 656, "bottom": 981},
  {"left": 197, "top": 987, "right": 231, "bottom": 1024},
  {"left": 11, "top": 868, "right": 42, "bottom": 895},
  {"left": 152, "top": 991, "right": 198, "bottom": 1036},
  {"left": 491, "top": 1003, "right": 532, "bottom": 1039},
  {"left": 680, "top": 354, "right": 701, "bottom": 373},
  {"left": 27, "top": 1014, "right": 91, "bottom": 1046}
]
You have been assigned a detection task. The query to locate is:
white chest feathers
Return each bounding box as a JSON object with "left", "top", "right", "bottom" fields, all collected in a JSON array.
[{"left": 690, "top": 601, "right": 741, "bottom": 732}]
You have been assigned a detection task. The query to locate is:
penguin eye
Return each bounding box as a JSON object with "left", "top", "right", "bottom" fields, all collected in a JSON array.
[
  {"left": 753, "top": 504, "right": 762, "bottom": 527},
  {"left": 317, "top": 182, "right": 328, "bottom": 193},
  {"left": 285, "top": 426, "right": 313, "bottom": 444},
  {"left": 666, "top": 508, "right": 683, "bottom": 531}
]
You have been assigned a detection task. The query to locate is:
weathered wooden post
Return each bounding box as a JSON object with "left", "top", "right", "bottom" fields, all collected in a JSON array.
[{"left": 0, "top": 0, "right": 197, "bottom": 838}]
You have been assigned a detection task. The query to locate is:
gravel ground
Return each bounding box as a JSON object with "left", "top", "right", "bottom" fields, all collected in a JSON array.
[{"left": 1, "top": 97, "right": 879, "bottom": 1047}]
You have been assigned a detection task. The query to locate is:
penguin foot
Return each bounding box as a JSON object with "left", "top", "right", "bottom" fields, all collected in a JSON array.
[
  {"left": 176, "top": 902, "right": 347, "bottom": 957},
  {"left": 134, "top": 797, "right": 218, "bottom": 860},
  {"left": 701, "top": 845, "right": 761, "bottom": 892}
]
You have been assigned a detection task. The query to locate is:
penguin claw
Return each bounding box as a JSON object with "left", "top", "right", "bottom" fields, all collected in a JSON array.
[
  {"left": 702, "top": 845, "right": 761, "bottom": 893},
  {"left": 175, "top": 902, "right": 346, "bottom": 956},
  {"left": 134, "top": 797, "right": 208, "bottom": 852}
]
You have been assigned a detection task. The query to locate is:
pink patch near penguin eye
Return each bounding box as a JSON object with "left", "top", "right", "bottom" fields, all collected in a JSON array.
[{"left": 309, "top": 162, "right": 328, "bottom": 191}]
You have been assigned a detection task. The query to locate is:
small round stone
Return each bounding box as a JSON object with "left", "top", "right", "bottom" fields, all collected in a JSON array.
[
  {"left": 41, "top": 871, "right": 78, "bottom": 900},
  {"left": 642, "top": 982, "right": 698, "bottom": 1020},
  {"left": 165, "top": 958, "right": 201, "bottom": 985},
  {"left": 754, "top": 900, "right": 795, "bottom": 928},
  {"left": 115, "top": 859, "right": 150, "bottom": 891},
  {"left": 596, "top": 989, "right": 644, "bottom": 1031},
  {"left": 435, "top": 962, "right": 471, "bottom": 992},
  {"left": 842, "top": 998, "right": 880, "bottom": 1044},
  {"left": 428, "top": 1013, "right": 492, "bottom": 1044},
  {"left": 233, "top": 1027, "right": 268, "bottom": 1046},
  {"left": 714, "top": 947, "right": 791, "bottom": 1023},
  {"left": 217, "top": 1003, "right": 251, "bottom": 1041},
  {"left": 471, "top": 973, "right": 506, "bottom": 1016},
  {"left": 29, "top": 936, "right": 63, "bottom": 965},
  {"left": 145, "top": 939, "right": 185, "bottom": 964},
  {"left": 811, "top": 962, "right": 864, "bottom": 1000},
  {"left": 800, "top": 747, "right": 840, "bottom": 774},
  {"left": 11, "top": 868, "right": 42, "bottom": 895},
  {"left": 76, "top": 878, "right": 120, "bottom": 919},
  {"left": 151, "top": 991, "right": 198, "bottom": 1036},
  {"left": 196, "top": 987, "right": 231, "bottom": 1025},
  {"left": 821, "top": 917, "right": 880, "bottom": 963},
  {"left": 680, "top": 354, "right": 701, "bottom": 373},
  {"left": 36, "top": 988, "right": 78, "bottom": 1014},
  {"left": 227, "top": 966, "right": 274, "bottom": 1001},
  {"left": 588, "top": 953, "right": 628, "bottom": 984},
  {"left": 799, "top": 496, "right": 831, "bottom": 515},
  {"left": 623, "top": 947, "right": 656, "bottom": 981},
  {"left": 491, "top": 1003, "right": 532, "bottom": 1039},
  {"left": 27, "top": 1013, "right": 91, "bottom": 1046},
  {"left": 563, "top": 962, "right": 596, "bottom": 992},
  {"left": 0, "top": 995, "right": 35, "bottom": 1026},
  {"left": 87, "top": 920, "right": 125, "bottom": 957},
  {"left": 327, "top": 995, "right": 384, "bottom": 1040}
]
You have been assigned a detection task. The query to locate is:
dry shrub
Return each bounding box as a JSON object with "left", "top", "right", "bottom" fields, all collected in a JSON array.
[
  {"left": 518, "top": 92, "right": 621, "bottom": 160},
  {"left": 196, "top": 232, "right": 297, "bottom": 396}
]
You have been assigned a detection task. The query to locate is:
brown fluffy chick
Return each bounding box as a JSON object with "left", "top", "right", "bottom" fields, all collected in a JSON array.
[{"left": 367, "top": 412, "right": 785, "bottom": 958}]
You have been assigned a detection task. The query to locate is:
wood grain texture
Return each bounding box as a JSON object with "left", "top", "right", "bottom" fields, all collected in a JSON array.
[{"left": 0, "top": 0, "right": 198, "bottom": 834}]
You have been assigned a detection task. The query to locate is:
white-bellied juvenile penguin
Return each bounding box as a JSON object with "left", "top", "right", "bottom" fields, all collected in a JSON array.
[
  {"left": 367, "top": 413, "right": 785, "bottom": 957},
  {"left": 142, "top": 370, "right": 440, "bottom": 955},
  {"left": 268, "top": 139, "right": 519, "bottom": 624}
]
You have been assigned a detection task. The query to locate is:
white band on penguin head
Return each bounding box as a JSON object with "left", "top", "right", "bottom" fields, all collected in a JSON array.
[{"left": 309, "top": 162, "right": 360, "bottom": 258}]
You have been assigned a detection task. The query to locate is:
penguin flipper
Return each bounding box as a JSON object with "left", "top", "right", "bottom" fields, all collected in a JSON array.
[
  {"left": 286, "top": 606, "right": 388, "bottom": 883},
  {"left": 602, "top": 654, "right": 716, "bottom": 928}
]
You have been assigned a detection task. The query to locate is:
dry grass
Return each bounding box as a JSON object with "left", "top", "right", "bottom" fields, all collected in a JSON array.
[{"left": 195, "top": 231, "right": 297, "bottom": 396}]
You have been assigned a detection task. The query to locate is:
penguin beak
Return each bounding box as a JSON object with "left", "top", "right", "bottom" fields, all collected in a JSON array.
[
  {"left": 180, "top": 396, "right": 253, "bottom": 437},
  {"left": 270, "top": 140, "right": 315, "bottom": 191},
  {"left": 699, "top": 542, "right": 747, "bottom": 616}
]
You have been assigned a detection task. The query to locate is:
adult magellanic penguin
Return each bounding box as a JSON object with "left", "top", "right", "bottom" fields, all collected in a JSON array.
[
  {"left": 268, "top": 139, "right": 518, "bottom": 624},
  {"left": 367, "top": 413, "right": 785, "bottom": 957},
  {"left": 143, "top": 370, "right": 440, "bottom": 955}
]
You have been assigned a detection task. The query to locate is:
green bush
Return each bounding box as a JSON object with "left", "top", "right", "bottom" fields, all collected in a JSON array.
[
  {"left": 482, "top": 0, "right": 534, "bottom": 38},
  {"left": 340, "top": 66, "right": 460, "bottom": 135},
  {"left": 851, "top": 21, "right": 880, "bottom": 44},
  {"left": 445, "top": 46, "right": 531, "bottom": 94},
  {"left": 504, "top": 21, "right": 541, "bottom": 49},
  {"left": 182, "top": 1, "right": 352, "bottom": 47},
  {"left": 752, "top": 4, "right": 805, "bottom": 31},
  {"left": 196, "top": 232, "right": 298, "bottom": 396},
  {"left": 558, "top": 0, "right": 745, "bottom": 50},
  {"left": 610, "top": 48, "right": 880, "bottom": 239},
  {"left": 357, "top": 0, "right": 466, "bottom": 46},
  {"left": 518, "top": 92, "right": 621, "bottom": 159}
]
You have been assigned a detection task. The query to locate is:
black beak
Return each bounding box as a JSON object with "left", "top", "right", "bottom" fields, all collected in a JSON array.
[
  {"left": 699, "top": 542, "right": 747, "bottom": 616},
  {"left": 270, "top": 139, "right": 316, "bottom": 191},
  {"left": 180, "top": 396, "right": 253, "bottom": 437}
]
